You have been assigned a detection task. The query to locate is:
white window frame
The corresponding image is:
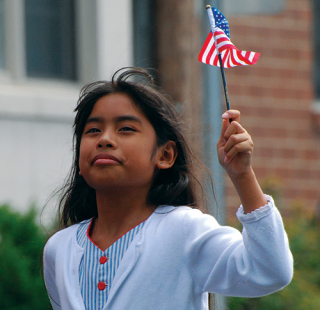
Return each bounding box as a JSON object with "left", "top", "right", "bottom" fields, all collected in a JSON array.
[
  {"left": 0, "top": 0, "right": 77, "bottom": 121},
  {"left": 0, "top": 0, "right": 134, "bottom": 85},
  {"left": 0, "top": 0, "right": 97, "bottom": 84},
  {"left": 0, "top": 0, "right": 25, "bottom": 82},
  {"left": 0, "top": 0, "right": 133, "bottom": 122},
  {"left": 313, "top": 101, "right": 320, "bottom": 113}
]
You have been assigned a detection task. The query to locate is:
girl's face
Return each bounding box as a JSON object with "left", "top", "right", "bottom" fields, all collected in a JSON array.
[{"left": 79, "top": 93, "right": 163, "bottom": 193}]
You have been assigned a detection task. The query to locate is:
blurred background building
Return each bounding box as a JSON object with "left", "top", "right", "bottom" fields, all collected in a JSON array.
[{"left": 0, "top": 0, "right": 319, "bottom": 222}]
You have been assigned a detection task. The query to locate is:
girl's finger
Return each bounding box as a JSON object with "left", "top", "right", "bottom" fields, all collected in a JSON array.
[
  {"left": 222, "top": 110, "right": 241, "bottom": 123},
  {"left": 219, "top": 110, "right": 241, "bottom": 143},
  {"left": 224, "top": 138, "right": 253, "bottom": 163},
  {"left": 224, "top": 121, "right": 246, "bottom": 141},
  {"left": 224, "top": 132, "right": 252, "bottom": 153},
  {"left": 217, "top": 118, "right": 230, "bottom": 145}
]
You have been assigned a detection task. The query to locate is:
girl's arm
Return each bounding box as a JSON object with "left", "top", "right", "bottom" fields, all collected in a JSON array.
[{"left": 216, "top": 110, "right": 267, "bottom": 213}]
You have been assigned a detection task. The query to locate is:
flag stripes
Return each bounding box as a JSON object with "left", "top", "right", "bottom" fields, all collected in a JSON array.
[{"left": 198, "top": 30, "right": 260, "bottom": 68}]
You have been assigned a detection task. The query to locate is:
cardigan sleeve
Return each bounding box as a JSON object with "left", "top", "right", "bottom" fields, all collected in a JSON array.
[
  {"left": 183, "top": 195, "right": 293, "bottom": 297},
  {"left": 43, "top": 236, "right": 62, "bottom": 309}
]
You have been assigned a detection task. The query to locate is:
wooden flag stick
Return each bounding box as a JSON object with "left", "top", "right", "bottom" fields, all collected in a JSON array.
[{"left": 206, "top": 5, "right": 232, "bottom": 120}]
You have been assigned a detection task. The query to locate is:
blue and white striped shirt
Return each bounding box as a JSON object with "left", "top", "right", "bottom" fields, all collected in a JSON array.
[{"left": 77, "top": 219, "right": 145, "bottom": 310}]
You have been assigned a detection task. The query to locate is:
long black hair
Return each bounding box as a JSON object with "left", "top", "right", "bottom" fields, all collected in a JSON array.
[{"left": 58, "top": 67, "right": 209, "bottom": 228}]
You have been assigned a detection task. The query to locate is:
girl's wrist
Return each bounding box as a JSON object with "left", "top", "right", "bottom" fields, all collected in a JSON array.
[
  {"left": 228, "top": 167, "right": 268, "bottom": 214},
  {"left": 226, "top": 166, "right": 254, "bottom": 183}
]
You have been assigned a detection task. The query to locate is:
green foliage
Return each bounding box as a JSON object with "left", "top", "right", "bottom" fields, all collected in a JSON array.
[
  {"left": 228, "top": 188, "right": 320, "bottom": 309},
  {"left": 0, "top": 205, "right": 51, "bottom": 310}
]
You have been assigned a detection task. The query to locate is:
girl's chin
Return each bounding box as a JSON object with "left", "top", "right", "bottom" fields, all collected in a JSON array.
[
  {"left": 87, "top": 179, "right": 153, "bottom": 193},
  {"left": 86, "top": 180, "right": 121, "bottom": 190}
]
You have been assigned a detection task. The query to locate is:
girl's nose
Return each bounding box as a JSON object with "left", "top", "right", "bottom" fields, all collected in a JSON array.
[
  {"left": 97, "top": 131, "right": 116, "bottom": 149},
  {"left": 98, "top": 142, "right": 113, "bottom": 148}
]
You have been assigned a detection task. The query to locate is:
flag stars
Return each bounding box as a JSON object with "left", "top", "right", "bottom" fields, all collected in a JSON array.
[{"left": 211, "top": 7, "right": 230, "bottom": 38}]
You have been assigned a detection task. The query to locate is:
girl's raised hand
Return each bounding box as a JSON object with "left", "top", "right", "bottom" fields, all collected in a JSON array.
[{"left": 217, "top": 110, "right": 253, "bottom": 177}]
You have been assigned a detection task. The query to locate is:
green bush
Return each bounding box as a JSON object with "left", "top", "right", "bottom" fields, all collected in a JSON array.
[
  {"left": 0, "top": 205, "right": 51, "bottom": 310},
  {"left": 229, "top": 199, "right": 320, "bottom": 309}
]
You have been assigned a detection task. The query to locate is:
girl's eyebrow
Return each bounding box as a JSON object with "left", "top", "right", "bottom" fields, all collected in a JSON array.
[
  {"left": 85, "top": 115, "right": 143, "bottom": 125},
  {"left": 115, "top": 115, "right": 143, "bottom": 124},
  {"left": 86, "top": 116, "right": 104, "bottom": 124}
]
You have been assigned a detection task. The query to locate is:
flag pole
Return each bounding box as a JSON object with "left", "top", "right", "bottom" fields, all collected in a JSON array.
[{"left": 206, "top": 5, "right": 231, "bottom": 115}]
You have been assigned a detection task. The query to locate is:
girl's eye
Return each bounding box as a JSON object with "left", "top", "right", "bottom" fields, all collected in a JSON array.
[
  {"left": 85, "top": 128, "right": 100, "bottom": 134},
  {"left": 119, "top": 126, "right": 136, "bottom": 132}
]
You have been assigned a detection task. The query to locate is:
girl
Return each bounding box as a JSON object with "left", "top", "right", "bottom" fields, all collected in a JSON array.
[{"left": 43, "top": 67, "right": 293, "bottom": 310}]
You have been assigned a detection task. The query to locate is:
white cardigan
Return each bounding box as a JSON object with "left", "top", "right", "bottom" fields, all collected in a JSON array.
[{"left": 43, "top": 196, "right": 293, "bottom": 310}]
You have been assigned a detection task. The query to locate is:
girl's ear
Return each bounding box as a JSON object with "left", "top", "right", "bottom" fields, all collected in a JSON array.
[{"left": 156, "top": 141, "right": 177, "bottom": 169}]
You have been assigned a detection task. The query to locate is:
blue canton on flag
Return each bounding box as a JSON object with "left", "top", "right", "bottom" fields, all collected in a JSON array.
[{"left": 212, "top": 7, "right": 230, "bottom": 39}]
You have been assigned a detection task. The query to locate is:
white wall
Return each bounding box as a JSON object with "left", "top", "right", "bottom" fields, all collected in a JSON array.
[
  {"left": 0, "top": 84, "right": 77, "bottom": 224},
  {"left": 0, "top": 0, "right": 133, "bottom": 225}
]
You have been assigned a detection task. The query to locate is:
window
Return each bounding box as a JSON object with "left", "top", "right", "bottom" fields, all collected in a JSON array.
[
  {"left": 0, "top": 0, "right": 77, "bottom": 81},
  {"left": 133, "top": 0, "right": 156, "bottom": 70},
  {"left": 25, "top": 0, "right": 77, "bottom": 80},
  {"left": 222, "top": 0, "right": 285, "bottom": 15}
]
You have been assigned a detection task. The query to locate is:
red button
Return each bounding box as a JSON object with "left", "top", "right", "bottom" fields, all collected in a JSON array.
[
  {"left": 97, "top": 282, "right": 107, "bottom": 291},
  {"left": 99, "top": 256, "right": 108, "bottom": 264}
]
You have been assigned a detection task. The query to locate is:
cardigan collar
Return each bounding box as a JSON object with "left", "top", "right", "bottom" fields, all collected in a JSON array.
[{"left": 70, "top": 205, "right": 176, "bottom": 309}]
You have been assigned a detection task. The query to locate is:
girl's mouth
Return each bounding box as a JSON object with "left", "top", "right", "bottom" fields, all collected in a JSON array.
[{"left": 91, "top": 153, "right": 122, "bottom": 165}]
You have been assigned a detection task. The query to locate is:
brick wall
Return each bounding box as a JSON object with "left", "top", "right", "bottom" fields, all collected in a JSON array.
[{"left": 225, "top": 0, "right": 320, "bottom": 214}]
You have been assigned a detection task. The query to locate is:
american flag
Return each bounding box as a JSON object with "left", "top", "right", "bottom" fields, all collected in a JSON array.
[{"left": 198, "top": 7, "right": 260, "bottom": 68}]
